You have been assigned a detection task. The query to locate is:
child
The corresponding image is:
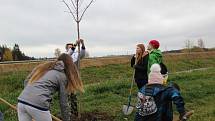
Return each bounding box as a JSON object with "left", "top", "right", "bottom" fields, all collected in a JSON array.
[
  {"left": 147, "top": 40, "right": 162, "bottom": 73},
  {"left": 65, "top": 39, "right": 86, "bottom": 66},
  {"left": 135, "top": 64, "right": 190, "bottom": 121},
  {"left": 18, "top": 54, "right": 84, "bottom": 121},
  {"left": 65, "top": 39, "right": 86, "bottom": 117}
]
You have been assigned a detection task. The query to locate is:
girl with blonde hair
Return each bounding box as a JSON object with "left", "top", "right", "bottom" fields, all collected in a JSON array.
[{"left": 18, "top": 53, "right": 83, "bottom": 121}]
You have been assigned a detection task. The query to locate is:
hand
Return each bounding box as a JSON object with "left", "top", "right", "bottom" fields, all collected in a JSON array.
[
  {"left": 76, "top": 40, "right": 80, "bottom": 45},
  {"left": 179, "top": 110, "right": 194, "bottom": 121},
  {"left": 80, "top": 39, "right": 84, "bottom": 44}
]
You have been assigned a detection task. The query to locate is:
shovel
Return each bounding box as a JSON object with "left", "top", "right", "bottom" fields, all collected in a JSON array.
[
  {"left": 122, "top": 56, "right": 137, "bottom": 115},
  {"left": 122, "top": 86, "right": 134, "bottom": 115}
]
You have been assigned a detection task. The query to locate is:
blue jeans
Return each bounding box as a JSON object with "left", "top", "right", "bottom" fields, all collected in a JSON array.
[{"left": 0, "top": 112, "right": 3, "bottom": 121}]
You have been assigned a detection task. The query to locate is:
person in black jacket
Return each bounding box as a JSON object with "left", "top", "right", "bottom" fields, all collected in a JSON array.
[{"left": 131, "top": 43, "right": 149, "bottom": 89}]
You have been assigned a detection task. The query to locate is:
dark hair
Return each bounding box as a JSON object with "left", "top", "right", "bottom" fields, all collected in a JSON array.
[{"left": 65, "top": 43, "right": 76, "bottom": 50}]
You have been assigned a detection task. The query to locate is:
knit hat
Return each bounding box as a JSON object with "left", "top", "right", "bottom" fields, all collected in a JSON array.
[
  {"left": 149, "top": 40, "right": 160, "bottom": 49},
  {"left": 148, "top": 64, "right": 164, "bottom": 84}
]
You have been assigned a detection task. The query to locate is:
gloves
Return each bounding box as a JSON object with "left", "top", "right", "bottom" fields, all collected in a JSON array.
[
  {"left": 179, "top": 112, "right": 187, "bottom": 121},
  {"left": 179, "top": 110, "right": 194, "bottom": 121}
]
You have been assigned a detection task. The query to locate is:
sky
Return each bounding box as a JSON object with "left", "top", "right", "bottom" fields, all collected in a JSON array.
[{"left": 0, "top": 0, "right": 215, "bottom": 58}]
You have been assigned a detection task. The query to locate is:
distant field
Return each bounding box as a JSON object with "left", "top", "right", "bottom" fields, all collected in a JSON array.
[
  {"left": 0, "top": 51, "right": 214, "bottom": 74},
  {"left": 0, "top": 51, "right": 215, "bottom": 121}
]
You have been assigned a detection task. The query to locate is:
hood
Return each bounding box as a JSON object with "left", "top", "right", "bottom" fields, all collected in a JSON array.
[
  {"left": 53, "top": 61, "right": 65, "bottom": 71},
  {"left": 139, "top": 84, "right": 165, "bottom": 96},
  {"left": 151, "top": 49, "right": 162, "bottom": 58}
]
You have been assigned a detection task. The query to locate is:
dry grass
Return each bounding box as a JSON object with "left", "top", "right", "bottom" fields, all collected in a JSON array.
[
  {"left": 0, "top": 51, "right": 214, "bottom": 74},
  {"left": 0, "top": 56, "right": 130, "bottom": 74}
]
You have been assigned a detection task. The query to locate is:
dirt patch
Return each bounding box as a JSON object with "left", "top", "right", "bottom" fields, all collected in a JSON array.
[{"left": 55, "top": 112, "right": 113, "bottom": 121}]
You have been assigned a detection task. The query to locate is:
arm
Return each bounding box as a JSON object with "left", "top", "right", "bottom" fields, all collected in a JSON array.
[
  {"left": 131, "top": 55, "right": 135, "bottom": 67},
  {"left": 79, "top": 46, "right": 86, "bottom": 59},
  {"left": 79, "top": 39, "right": 86, "bottom": 59},
  {"left": 59, "top": 81, "right": 71, "bottom": 121},
  {"left": 169, "top": 89, "right": 186, "bottom": 115}
]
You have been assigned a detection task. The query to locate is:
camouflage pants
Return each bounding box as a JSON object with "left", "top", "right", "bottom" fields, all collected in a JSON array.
[{"left": 69, "top": 93, "right": 78, "bottom": 120}]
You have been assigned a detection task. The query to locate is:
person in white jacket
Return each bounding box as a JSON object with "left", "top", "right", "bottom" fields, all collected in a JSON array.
[
  {"left": 65, "top": 39, "right": 86, "bottom": 66},
  {"left": 65, "top": 39, "right": 86, "bottom": 119}
]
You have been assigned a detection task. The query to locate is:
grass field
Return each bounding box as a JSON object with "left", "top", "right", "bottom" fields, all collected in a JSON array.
[{"left": 0, "top": 52, "right": 215, "bottom": 121}]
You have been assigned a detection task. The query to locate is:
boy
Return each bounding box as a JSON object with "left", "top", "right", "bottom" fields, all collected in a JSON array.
[
  {"left": 65, "top": 39, "right": 86, "bottom": 118},
  {"left": 147, "top": 40, "right": 162, "bottom": 73},
  {"left": 65, "top": 39, "right": 86, "bottom": 66},
  {"left": 135, "top": 64, "right": 191, "bottom": 121}
]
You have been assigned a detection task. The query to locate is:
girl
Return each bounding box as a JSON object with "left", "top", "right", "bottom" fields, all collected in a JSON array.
[
  {"left": 17, "top": 53, "right": 84, "bottom": 121},
  {"left": 131, "top": 44, "right": 149, "bottom": 89}
]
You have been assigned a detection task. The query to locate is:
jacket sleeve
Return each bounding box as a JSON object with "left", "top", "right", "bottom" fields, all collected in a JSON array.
[
  {"left": 131, "top": 55, "right": 135, "bottom": 67},
  {"left": 59, "top": 81, "right": 71, "bottom": 121},
  {"left": 169, "top": 88, "right": 186, "bottom": 115},
  {"left": 79, "top": 46, "right": 86, "bottom": 59}
]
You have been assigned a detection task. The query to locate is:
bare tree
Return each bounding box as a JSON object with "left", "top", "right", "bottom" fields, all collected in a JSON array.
[
  {"left": 54, "top": 48, "right": 61, "bottom": 58},
  {"left": 198, "top": 38, "right": 205, "bottom": 48},
  {"left": 61, "top": 0, "right": 95, "bottom": 119},
  {"left": 185, "top": 40, "right": 193, "bottom": 53},
  {"left": 62, "top": 0, "right": 95, "bottom": 70}
]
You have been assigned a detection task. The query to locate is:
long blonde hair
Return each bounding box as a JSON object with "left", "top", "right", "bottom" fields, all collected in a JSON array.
[
  {"left": 28, "top": 53, "right": 84, "bottom": 93},
  {"left": 28, "top": 61, "right": 56, "bottom": 84}
]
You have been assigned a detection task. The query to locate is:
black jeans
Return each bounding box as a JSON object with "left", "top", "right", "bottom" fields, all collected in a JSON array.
[{"left": 135, "top": 80, "right": 148, "bottom": 89}]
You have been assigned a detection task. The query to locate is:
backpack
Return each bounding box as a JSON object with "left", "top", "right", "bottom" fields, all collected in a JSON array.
[
  {"left": 160, "top": 62, "right": 168, "bottom": 75},
  {"left": 136, "top": 92, "right": 158, "bottom": 116}
]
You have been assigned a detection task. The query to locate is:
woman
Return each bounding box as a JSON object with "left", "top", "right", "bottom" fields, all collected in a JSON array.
[
  {"left": 17, "top": 53, "right": 84, "bottom": 121},
  {"left": 131, "top": 44, "right": 149, "bottom": 89}
]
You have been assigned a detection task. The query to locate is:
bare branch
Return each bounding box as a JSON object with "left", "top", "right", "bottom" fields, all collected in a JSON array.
[
  {"left": 70, "top": 0, "right": 77, "bottom": 9},
  {"left": 79, "top": 0, "right": 94, "bottom": 21},
  {"left": 62, "top": 0, "right": 77, "bottom": 21}
]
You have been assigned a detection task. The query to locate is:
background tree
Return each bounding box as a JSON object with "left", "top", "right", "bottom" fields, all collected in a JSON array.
[
  {"left": 0, "top": 49, "right": 2, "bottom": 61},
  {"left": 3, "top": 48, "right": 13, "bottom": 61},
  {"left": 198, "top": 38, "right": 205, "bottom": 48},
  {"left": 54, "top": 48, "right": 61, "bottom": 58},
  {"left": 183, "top": 40, "right": 194, "bottom": 53}
]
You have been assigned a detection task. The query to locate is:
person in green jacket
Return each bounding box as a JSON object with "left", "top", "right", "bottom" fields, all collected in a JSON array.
[{"left": 147, "top": 40, "right": 163, "bottom": 74}]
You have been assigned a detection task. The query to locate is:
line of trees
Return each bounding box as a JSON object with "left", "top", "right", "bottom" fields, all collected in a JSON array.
[
  {"left": 182, "top": 39, "right": 209, "bottom": 52},
  {"left": 0, "top": 44, "right": 35, "bottom": 62}
]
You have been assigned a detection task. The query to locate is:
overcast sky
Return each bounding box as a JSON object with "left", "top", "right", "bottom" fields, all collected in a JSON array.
[{"left": 0, "top": 0, "right": 215, "bottom": 57}]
